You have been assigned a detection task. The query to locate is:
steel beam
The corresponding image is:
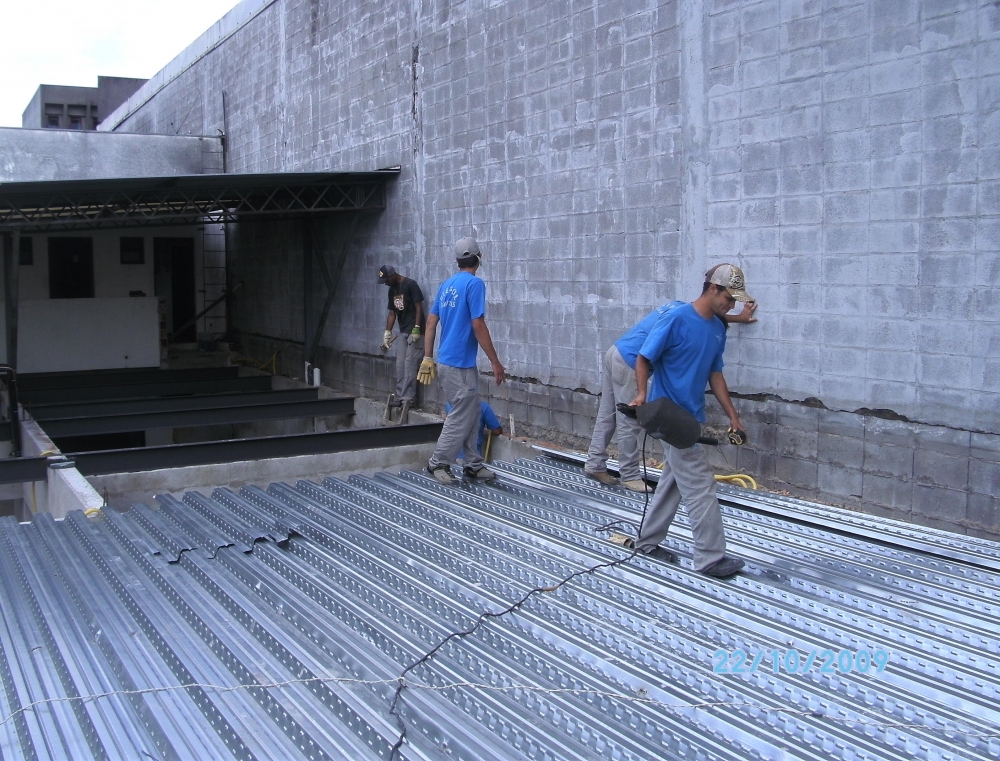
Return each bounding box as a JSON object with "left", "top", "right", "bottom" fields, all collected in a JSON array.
[
  {"left": 0, "top": 423, "right": 441, "bottom": 484},
  {"left": 71, "top": 423, "right": 442, "bottom": 476},
  {"left": 28, "top": 388, "right": 320, "bottom": 420},
  {"left": 18, "top": 366, "right": 240, "bottom": 391},
  {"left": 40, "top": 397, "right": 355, "bottom": 437},
  {"left": 0, "top": 457, "right": 49, "bottom": 484},
  {"left": 19, "top": 375, "right": 273, "bottom": 405}
]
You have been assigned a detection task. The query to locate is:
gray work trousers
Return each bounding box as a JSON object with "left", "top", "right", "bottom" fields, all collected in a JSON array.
[
  {"left": 428, "top": 364, "right": 484, "bottom": 471},
  {"left": 395, "top": 337, "right": 424, "bottom": 402},
  {"left": 586, "top": 345, "right": 643, "bottom": 481},
  {"left": 636, "top": 441, "right": 727, "bottom": 572}
]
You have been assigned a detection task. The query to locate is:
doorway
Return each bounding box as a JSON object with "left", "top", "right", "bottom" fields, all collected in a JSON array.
[
  {"left": 48, "top": 238, "right": 94, "bottom": 298},
  {"left": 154, "top": 238, "right": 196, "bottom": 343}
]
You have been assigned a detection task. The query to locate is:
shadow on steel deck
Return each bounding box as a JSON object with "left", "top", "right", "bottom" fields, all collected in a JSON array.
[{"left": 0, "top": 456, "right": 997, "bottom": 760}]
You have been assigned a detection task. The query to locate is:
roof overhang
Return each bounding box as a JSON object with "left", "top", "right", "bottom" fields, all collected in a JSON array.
[{"left": 0, "top": 169, "right": 400, "bottom": 232}]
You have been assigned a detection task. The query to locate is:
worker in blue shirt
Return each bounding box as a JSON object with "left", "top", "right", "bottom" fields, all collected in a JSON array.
[
  {"left": 445, "top": 400, "right": 503, "bottom": 461},
  {"left": 629, "top": 264, "right": 752, "bottom": 579},
  {"left": 418, "top": 237, "right": 506, "bottom": 485}
]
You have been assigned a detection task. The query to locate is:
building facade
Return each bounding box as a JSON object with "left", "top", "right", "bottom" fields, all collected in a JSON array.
[
  {"left": 97, "top": 0, "right": 999, "bottom": 538},
  {"left": 22, "top": 76, "right": 147, "bottom": 130}
]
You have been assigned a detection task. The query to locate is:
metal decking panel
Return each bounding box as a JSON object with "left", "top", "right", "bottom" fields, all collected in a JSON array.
[{"left": 0, "top": 457, "right": 996, "bottom": 760}]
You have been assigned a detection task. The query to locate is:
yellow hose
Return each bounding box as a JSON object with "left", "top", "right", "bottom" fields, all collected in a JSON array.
[
  {"left": 715, "top": 473, "right": 758, "bottom": 490},
  {"left": 84, "top": 507, "right": 102, "bottom": 517}
]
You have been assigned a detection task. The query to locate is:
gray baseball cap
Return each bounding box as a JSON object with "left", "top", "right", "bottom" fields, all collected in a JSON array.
[{"left": 454, "top": 237, "right": 481, "bottom": 259}]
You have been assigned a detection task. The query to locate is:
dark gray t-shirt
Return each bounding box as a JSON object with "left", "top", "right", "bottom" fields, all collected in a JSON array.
[{"left": 387, "top": 277, "right": 425, "bottom": 334}]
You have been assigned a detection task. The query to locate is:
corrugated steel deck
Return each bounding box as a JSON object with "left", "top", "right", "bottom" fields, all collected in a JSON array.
[{"left": 0, "top": 456, "right": 997, "bottom": 760}]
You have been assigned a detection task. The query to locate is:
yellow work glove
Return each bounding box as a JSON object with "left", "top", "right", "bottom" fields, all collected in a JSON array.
[
  {"left": 407, "top": 326, "right": 422, "bottom": 345},
  {"left": 727, "top": 427, "right": 748, "bottom": 445},
  {"left": 417, "top": 357, "right": 437, "bottom": 385},
  {"left": 380, "top": 330, "right": 396, "bottom": 352}
]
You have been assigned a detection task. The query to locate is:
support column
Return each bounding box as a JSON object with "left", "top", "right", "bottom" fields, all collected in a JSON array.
[
  {"left": 3, "top": 230, "right": 19, "bottom": 371},
  {"left": 303, "top": 220, "right": 314, "bottom": 374}
]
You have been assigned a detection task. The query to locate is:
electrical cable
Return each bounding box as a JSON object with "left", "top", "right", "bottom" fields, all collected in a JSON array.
[{"left": 387, "top": 437, "right": 655, "bottom": 760}]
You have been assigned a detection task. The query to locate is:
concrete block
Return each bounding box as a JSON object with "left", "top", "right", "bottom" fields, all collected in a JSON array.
[
  {"left": 742, "top": 199, "right": 778, "bottom": 226},
  {"left": 869, "top": 222, "right": 918, "bottom": 253},
  {"left": 969, "top": 455, "right": 1000, "bottom": 496},
  {"left": 773, "top": 454, "right": 818, "bottom": 489},
  {"left": 870, "top": 92, "right": 920, "bottom": 125},
  {"left": 818, "top": 462, "right": 863, "bottom": 498},
  {"left": 966, "top": 494, "right": 1000, "bottom": 538},
  {"left": 920, "top": 219, "right": 977, "bottom": 251},
  {"left": 780, "top": 166, "right": 822, "bottom": 194},
  {"left": 924, "top": 148, "right": 978, "bottom": 184},
  {"left": 780, "top": 107, "right": 822, "bottom": 138},
  {"left": 825, "top": 162, "right": 870, "bottom": 191},
  {"left": 780, "top": 196, "right": 821, "bottom": 225},
  {"left": 863, "top": 436, "right": 914, "bottom": 482},
  {"left": 914, "top": 448, "right": 970, "bottom": 490},
  {"left": 912, "top": 423, "right": 971, "bottom": 457},
  {"left": 781, "top": 48, "right": 823, "bottom": 80},
  {"left": 869, "top": 58, "right": 922, "bottom": 96},
  {"left": 817, "top": 408, "right": 865, "bottom": 438},
  {"left": 866, "top": 349, "right": 917, "bottom": 383},
  {"left": 862, "top": 471, "right": 914, "bottom": 510},
  {"left": 825, "top": 224, "right": 868, "bottom": 253},
  {"left": 825, "top": 193, "right": 868, "bottom": 224},
  {"left": 779, "top": 226, "right": 822, "bottom": 254},
  {"left": 824, "top": 36, "right": 868, "bottom": 71},
  {"left": 911, "top": 484, "right": 968, "bottom": 524},
  {"left": 817, "top": 432, "right": 864, "bottom": 468},
  {"left": 971, "top": 432, "right": 1000, "bottom": 462},
  {"left": 923, "top": 184, "right": 976, "bottom": 217},
  {"left": 919, "top": 354, "right": 973, "bottom": 390},
  {"left": 781, "top": 15, "right": 822, "bottom": 50},
  {"left": 743, "top": 170, "right": 778, "bottom": 197}
]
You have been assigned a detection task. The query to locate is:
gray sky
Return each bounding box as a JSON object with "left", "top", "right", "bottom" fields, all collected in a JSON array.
[{"left": 0, "top": 0, "right": 242, "bottom": 128}]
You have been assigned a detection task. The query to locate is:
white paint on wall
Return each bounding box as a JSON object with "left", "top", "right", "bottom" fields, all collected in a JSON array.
[{"left": 0, "top": 297, "right": 160, "bottom": 372}]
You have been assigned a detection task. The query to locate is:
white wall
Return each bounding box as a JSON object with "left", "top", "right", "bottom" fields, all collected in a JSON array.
[
  {"left": 0, "top": 297, "right": 160, "bottom": 372},
  {"left": 14, "top": 231, "right": 156, "bottom": 300}
]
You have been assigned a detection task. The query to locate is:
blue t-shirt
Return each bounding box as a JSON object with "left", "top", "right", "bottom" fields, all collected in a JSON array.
[
  {"left": 615, "top": 301, "right": 684, "bottom": 368},
  {"left": 430, "top": 271, "right": 486, "bottom": 368},
  {"left": 444, "top": 400, "right": 502, "bottom": 455},
  {"left": 638, "top": 303, "right": 726, "bottom": 422}
]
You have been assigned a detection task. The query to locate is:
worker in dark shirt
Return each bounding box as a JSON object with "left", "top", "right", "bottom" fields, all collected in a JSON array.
[{"left": 378, "top": 265, "right": 426, "bottom": 407}]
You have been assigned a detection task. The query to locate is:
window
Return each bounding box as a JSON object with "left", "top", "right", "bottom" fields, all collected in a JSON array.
[
  {"left": 48, "top": 238, "right": 94, "bottom": 299},
  {"left": 68, "top": 116, "right": 83, "bottom": 129},
  {"left": 44, "top": 103, "right": 62, "bottom": 129},
  {"left": 120, "top": 237, "right": 145, "bottom": 264},
  {"left": 18, "top": 237, "right": 33, "bottom": 266}
]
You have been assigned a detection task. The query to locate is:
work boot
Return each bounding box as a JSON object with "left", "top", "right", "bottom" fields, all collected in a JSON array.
[
  {"left": 427, "top": 463, "right": 459, "bottom": 486},
  {"left": 642, "top": 546, "right": 677, "bottom": 563},
  {"left": 464, "top": 465, "right": 497, "bottom": 483},
  {"left": 699, "top": 555, "right": 745, "bottom": 578},
  {"left": 621, "top": 479, "right": 650, "bottom": 493},
  {"left": 585, "top": 470, "right": 618, "bottom": 485}
]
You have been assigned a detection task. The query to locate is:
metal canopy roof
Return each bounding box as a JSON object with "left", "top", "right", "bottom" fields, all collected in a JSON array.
[
  {"left": 0, "top": 456, "right": 997, "bottom": 760},
  {"left": 0, "top": 169, "right": 400, "bottom": 232}
]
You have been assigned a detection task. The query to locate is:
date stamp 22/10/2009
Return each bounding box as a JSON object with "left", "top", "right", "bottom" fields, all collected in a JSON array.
[{"left": 713, "top": 648, "right": 890, "bottom": 675}]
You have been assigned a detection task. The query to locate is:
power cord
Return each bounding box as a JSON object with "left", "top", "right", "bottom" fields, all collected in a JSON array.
[{"left": 387, "top": 434, "right": 655, "bottom": 760}]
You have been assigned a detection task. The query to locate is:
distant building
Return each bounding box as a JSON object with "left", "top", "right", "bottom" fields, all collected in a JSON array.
[{"left": 21, "top": 76, "right": 147, "bottom": 130}]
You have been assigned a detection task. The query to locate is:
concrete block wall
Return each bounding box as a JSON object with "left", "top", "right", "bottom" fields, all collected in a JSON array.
[{"left": 105, "top": 0, "right": 1000, "bottom": 539}]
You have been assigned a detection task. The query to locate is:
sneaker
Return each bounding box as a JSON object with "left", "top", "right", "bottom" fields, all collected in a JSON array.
[
  {"left": 427, "top": 463, "right": 459, "bottom": 485},
  {"left": 585, "top": 470, "right": 618, "bottom": 485},
  {"left": 388, "top": 399, "right": 405, "bottom": 408},
  {"left": 621, "top": 479, "right": 650, "bottom": 493},
  {"left": 463, "top": 465, "right": 497, "bottom": 482},
  {"left": 699, "top": 555, "right": 745, "bottom": 578},
  {"left": 642, "top": 546, "right": 677, "bottom": 563}
]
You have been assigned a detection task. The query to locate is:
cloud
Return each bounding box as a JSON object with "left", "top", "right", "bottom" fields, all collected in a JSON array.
[{"left": 0, "top": 0, "right": 241, "bottom": 127}]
